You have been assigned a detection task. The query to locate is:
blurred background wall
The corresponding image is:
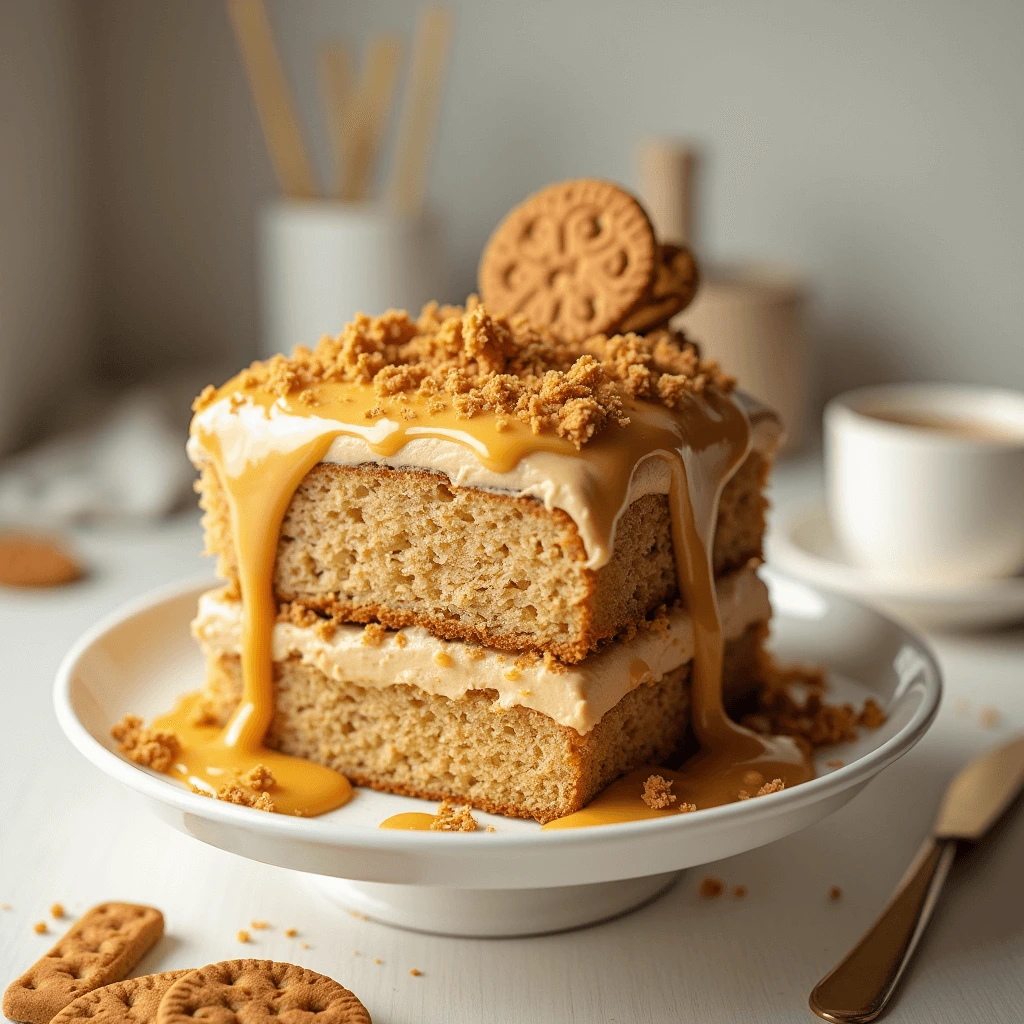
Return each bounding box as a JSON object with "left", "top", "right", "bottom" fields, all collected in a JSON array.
[{"left": 3, "top": 0, "right": 1024, "bottom": 454}]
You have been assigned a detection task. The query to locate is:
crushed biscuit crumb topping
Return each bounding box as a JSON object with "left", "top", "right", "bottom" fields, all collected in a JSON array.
[{"left": 195, "top": 300, "right": 734, "bottom": 449}]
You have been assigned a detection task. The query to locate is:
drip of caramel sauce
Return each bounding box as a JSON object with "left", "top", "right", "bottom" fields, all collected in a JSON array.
[
  {"left": 176, "top": 370, "right": 810, "bottom": 822},
  {"left": 378, "top": 812, "right": 445, "bottom": 831}
]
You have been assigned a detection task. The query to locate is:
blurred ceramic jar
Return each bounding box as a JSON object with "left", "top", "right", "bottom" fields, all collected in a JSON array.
[{"left": 260, "top": 201, "right": 449, "bottom": 359}]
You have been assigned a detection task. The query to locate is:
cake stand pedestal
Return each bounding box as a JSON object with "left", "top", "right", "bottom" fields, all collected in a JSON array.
[{"left": 311, "top": 872, "right": 681, "bottom": 937}]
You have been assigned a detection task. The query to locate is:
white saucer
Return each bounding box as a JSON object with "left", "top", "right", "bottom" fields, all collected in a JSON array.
[
  {"left": 768, "top": 500, "right": 1024, "bottom": 630},
  {"left": 54, "top": 570, "right": 940, "bottom": 937}
]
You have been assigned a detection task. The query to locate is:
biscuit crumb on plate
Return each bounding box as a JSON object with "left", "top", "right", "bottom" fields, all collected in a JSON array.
[
  {"left": 33, "top": 921, "right": 47, "bottom": 934},
  {"left": 236, "top": 930, "right": 250, "bottom": 943},
  {"left": 430, "top": 800, "right": 477, "bottom": 832},
  {"left": 49, "top": 904, "right": 65, "bottom": 919},
  {"left": 110, "top": 715, "right": 180, "bottom": 773},
  {"left": 641, "top": 774, "right": 676, "bottom": 810}
]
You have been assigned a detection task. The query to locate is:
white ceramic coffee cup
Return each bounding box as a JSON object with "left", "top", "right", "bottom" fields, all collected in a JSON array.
[
  {"left": 260, "top": 200, "right": 449, "bottom": 358},
  {"left": 825, "top": 384, "right": 1024, "bottom": 583}
]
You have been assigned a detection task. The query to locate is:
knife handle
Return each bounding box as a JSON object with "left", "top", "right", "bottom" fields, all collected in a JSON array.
[{"left": 809, "top": 836, "right": 957, "bottom": 1023}]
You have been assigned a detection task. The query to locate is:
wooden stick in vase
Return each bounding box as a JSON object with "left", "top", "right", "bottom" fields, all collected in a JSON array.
[
  {"left": 339, "top": 36, "right": 403, "bottom": 202},
  {"left": 387, "top": 6, "right": 453, "bottom": 216},
  {"left": 226, "top": 0, "right": 318, "bottom": 199},
  {"left": 319, "top": 44, "right": 353, "bottom": 199}
]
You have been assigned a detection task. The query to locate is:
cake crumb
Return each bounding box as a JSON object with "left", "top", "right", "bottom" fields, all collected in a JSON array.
[
  {"left": 33, "top": 922, "right": 47, "bottom": 934},
  {"left": 49, "top": 903, "right": 65, "bottom": 919},
  {"left": 215, "top": 784, "right": 276, "bottom": 813},
  {"left": 486, "top": 825, "right": 496, "bottom": 832},
  {"left": 250, "top": 920, "right": 270, "bottom": 930},
  {"left": 757, "top": 778, "right": 785, "bottom": 797},
  {"left": 830, "top": 886, "right": 843, "bottom": 901},
  {"left": 409, "top": 969, "right": 423, "bottom": 977},
  {"left": 433, "top": 650, "right": 453, "bottom": 669},
  {"left": 431, "top": 800, "right": 478, "bottom": 832},
  {"left": 300, "top": 942, "right": 311, "bottom": 949},
  {"left": 236, "top": 930, "right": 250, "bottom": 943},
  {"left": 373, "top": 958, "right": 382, "bottom": 965},
  {"left": 699, "top": 877, "right": 724, "bottom": 899},
  {"left": 110, "top": 714, "right": 180, "bottom": 772},
  {"left": 826, "top": 759, "right": 844, "bottom": 769},
  {"left": 242, "top": 766, "right": 275, "bottom": 791},
  {"left": 858, "top": 698, "right": 887, "bottom": 730},
  {"left": 679, "top": 802, "right": 697, "bottom": 813},
  {"left": 980, "top": 706, "right": 1001, "bottom": 729},
  {"left": 361, "top": 622, "right": 386, "bottom": 647},
  {"left": 733, "top": 885, "right": 747, "bottom": 898},
  {"left": 642, "top": 774, "right": 677, "bottom": 810},
  {"left": 284, "top": 928, "right": 298, "bottom": 937},
  {"left": 394, "top": 632, "right": 408, "bottom": 649},
  {"left": 743, "top": 657, "right": 887, "bottom": 749}
]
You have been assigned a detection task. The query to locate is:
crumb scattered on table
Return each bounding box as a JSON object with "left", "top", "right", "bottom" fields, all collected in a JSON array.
[
  {"left": 373, "top": 958, "right": 382, "bottom": 965},
  {"left": 409, "top": 969, "right": 423, "bottom": 977},
  {"left": 33, "top": 922, "right": 47, "bottom": 934},
  {"left": 733, "top": 885, "right": 747, "bottom": 898},
  {"left": 699, "top": 877, "right": 724, "bottom": 899},
  {"left": 830, "top": 886, "right": 843, "bottom": 901},
  {"left": 250, "top": 920, "right": 269, "bottom": 930},
  {"left": 284, "top": 927, "right": 298, "bottom": 937},
  {"left": 237, "top": 929, "right": 250, "bottom": 943},
  {"left": 49, "top": 903, "right": 65, "bottom": 919},
  {"left": 980, "top": 706, "right": 1001, "bottom": 729}
]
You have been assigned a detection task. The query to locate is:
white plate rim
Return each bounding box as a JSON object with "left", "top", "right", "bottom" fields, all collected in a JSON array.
[{"left": 53, "top": 573, "right": 942, "bottom": 855}]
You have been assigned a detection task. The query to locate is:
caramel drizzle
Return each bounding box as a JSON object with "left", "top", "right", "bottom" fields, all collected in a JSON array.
[{"left": 176, "top": 375, "right": 810, "bottom": 821}]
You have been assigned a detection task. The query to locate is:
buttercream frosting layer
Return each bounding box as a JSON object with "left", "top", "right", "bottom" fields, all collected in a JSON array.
[
  {"left": 192, "top": 564, "right": 770, "bottom": 735},
  {"left": 188, "top": 392, "right": 780, "bottom": 572}
]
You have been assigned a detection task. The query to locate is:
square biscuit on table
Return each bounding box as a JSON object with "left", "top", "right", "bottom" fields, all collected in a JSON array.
[{"left": 3, "top": 903, "right": 164, "bottom": 1024}]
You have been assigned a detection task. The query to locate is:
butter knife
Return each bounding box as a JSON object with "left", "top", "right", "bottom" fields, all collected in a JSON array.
[{"left": 810, "top": 734, "right": 1024, "bottom": 1023}]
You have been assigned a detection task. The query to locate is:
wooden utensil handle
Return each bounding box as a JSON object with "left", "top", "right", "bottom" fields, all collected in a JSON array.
[{"left": 809, "top": 837, "right": 957, "bottom": 1023}]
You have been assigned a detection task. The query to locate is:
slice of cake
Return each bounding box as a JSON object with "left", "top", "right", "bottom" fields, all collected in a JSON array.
[{"left": 157, "top": 179, "right": 811, "bottom": 824}]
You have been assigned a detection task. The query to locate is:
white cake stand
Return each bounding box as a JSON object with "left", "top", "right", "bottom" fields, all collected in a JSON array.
[{"left": 54, "top": 571, "right": 941, "bottom": 937}]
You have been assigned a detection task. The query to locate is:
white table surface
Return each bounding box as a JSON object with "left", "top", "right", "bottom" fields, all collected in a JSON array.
[{"left": 2, "top": 458, "right": 1023, "bottom": 1024}]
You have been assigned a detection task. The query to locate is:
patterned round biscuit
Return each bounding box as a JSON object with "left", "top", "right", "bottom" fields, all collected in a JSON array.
[
  {"left": 157, "top": 961, "right": 370, "bottom": 1024},
  {"left": 618, "top": 243, "right": 701, "bottom": 334},
  {"left": 49, "top": 972, "right": 190, "bottom": 1024},
  {"left": 478, "top": 179, "right": 657, "bottom": 343}
]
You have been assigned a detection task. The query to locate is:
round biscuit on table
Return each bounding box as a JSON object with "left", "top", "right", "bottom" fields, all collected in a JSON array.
[
  {"left": 478, "top": 178, "right": 657, "bottom": 343},
  {"left": 49, "top": 972, "right": 190, "bottom": 1024},
  {"left": 157, "top": 961, "right": 371, "bottom": 1024}
]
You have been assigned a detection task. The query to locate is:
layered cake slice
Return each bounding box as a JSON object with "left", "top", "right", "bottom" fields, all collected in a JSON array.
[{"left": 140, "top": 179, "right": 814, "bottom": 824}]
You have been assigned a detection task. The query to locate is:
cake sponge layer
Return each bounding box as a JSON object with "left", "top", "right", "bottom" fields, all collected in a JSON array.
[
  {"left": 197, "top": 447, "right": 771, "bottom": 663},
  {"left": 197, "top": 622, "right": 766, "bottom": 823}
]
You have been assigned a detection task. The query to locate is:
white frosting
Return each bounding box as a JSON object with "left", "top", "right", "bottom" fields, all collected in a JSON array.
[
  {"left": 192, "top": 565, "right": 771, "bottom": 735},
  {"left": 188, "top": 392, "right": 780, "bottom": 571}
]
